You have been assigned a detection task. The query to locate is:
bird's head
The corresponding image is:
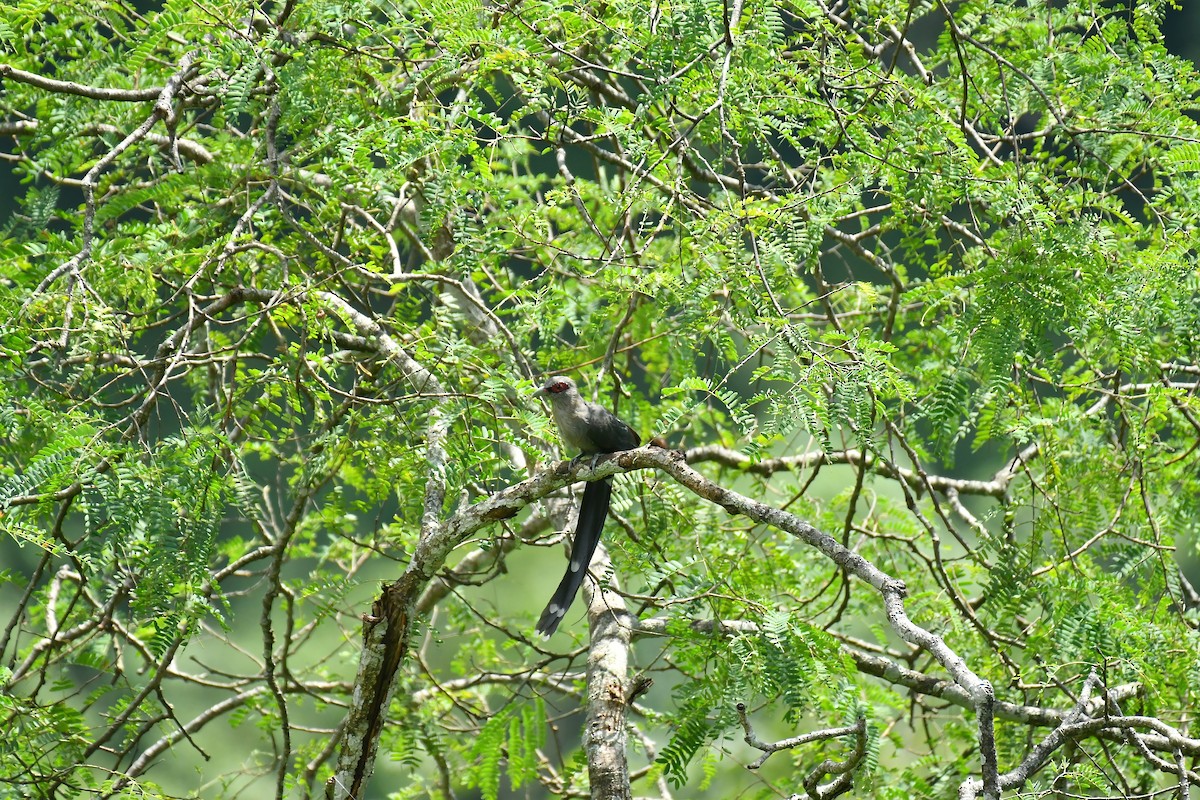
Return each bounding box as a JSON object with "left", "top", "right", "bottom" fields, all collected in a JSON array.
[{"left": 536, "top": 376, "right": 577, "bottom": 400}]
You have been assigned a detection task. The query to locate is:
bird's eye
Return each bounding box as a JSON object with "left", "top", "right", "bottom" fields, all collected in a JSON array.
[{"left": 549, "top": 382, "right": 568, "bottom": 393}]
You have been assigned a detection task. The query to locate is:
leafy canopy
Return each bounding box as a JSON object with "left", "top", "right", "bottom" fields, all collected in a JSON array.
[{"left": 2, "top": 0, "right": 1200, "bottom": 797}]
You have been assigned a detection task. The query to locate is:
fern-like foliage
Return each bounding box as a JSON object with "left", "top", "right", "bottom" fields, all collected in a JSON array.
[{"left": 467, "top": 699, "right": 546, "bottom": 800}]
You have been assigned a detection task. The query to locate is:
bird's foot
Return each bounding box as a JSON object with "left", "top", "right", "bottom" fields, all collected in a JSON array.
[{"left": 567, "top": 453, "right": 604, "bottom": 472}]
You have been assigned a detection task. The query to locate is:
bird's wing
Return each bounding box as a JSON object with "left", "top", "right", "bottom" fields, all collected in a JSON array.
[{"left": 584, "top": 402, "right": 640, "bottom": 452}]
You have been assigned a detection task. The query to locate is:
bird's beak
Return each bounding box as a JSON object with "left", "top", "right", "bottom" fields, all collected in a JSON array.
[{"left": 530, "top": 386, "right": 545, "bottom": 399}]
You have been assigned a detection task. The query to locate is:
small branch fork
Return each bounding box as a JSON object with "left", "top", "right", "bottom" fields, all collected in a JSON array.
[
  {"left": 659, "top": 628, "right": 1196, "bottom": 799},
  {"left": 28, "top": 50, "right": 200, "bottom": 300},
  {"left": 959, "top": 670, "right": 1200, "bottom": 799},
  {"left": 737, "top": 703, "right": 867, "bottom": 799}
]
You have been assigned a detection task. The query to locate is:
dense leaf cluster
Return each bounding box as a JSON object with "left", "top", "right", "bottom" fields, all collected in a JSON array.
[{"left": 2, "top": 0, "right": 1200, "bottom": 797}]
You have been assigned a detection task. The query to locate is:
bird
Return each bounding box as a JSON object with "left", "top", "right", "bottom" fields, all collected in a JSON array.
[{"left": 533, "top": 375, "right": 640, "bottom": 635}]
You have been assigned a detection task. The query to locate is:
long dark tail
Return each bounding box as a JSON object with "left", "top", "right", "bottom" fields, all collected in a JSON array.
[{"left": 536, "top": 478, "right": 612, "bottom": 636}]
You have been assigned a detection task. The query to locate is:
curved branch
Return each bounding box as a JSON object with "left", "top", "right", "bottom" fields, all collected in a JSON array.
[
  {"left": 635, "top": 617, "right": 1144, "bottom": 731},
  {"left": 686, "top": 444, "right": 1034, "bottom": 498},
  {"left": 0, "top": 63, "right": 163, "bottom": 101}
]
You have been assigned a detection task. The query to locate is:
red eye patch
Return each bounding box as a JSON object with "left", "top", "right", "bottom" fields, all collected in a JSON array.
[{"left": 547, "top": 381, "right": 569, "bottom": 393}]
